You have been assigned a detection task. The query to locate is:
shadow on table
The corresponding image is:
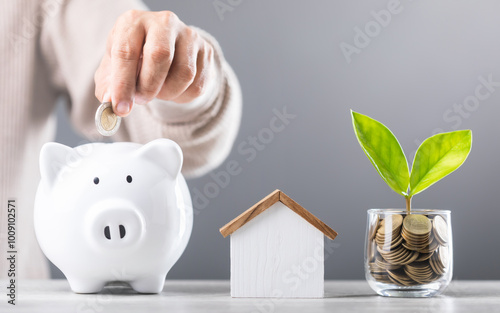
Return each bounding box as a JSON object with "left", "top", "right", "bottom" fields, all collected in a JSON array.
[
  {"left": 442, "top": 281, "right": 500, "bottom": 298},
  {"left": 325, "top": 293, "right": 379, "bottom": 299},
  {"left": 163, "top": 280, "right": 230, "bottom": 296},
  {"left": 73, "top": 280, "right": 230, "bottom": 296},
  {"left": 99, "top": 282, "right": 152, "bottom": 295}
]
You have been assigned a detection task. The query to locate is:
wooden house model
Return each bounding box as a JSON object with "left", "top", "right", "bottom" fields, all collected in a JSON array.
[{"left": 220, "top": 190, "right": 338, "bottom": 298}]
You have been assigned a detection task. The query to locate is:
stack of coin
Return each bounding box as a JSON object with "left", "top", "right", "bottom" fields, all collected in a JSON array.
[
  {"left": 404, "top": 261, "right": 436, "bottom": 284},
  {"left": 432, "top": 216, "right": 449, "bottom": 245},
  {"left": 376, "top": 244, "right": 419, "bottom": 266},
  {"left": 387, "top": 268, "right": 418, "bottom": 286},
  {"left": 429, "top": 247, "right": 448, "bottom": 276},
  {"left": 375, "top": 214, "right": 403, "bottom": 251},
  {"left": 367, "top": 213, "right": 450, "bottom": 287},
  {"left": 401, "top": 215, "right": 432, "bottom": 251},
  {"left": 368, "top": 258, "right": 392, "bottom": 284}
]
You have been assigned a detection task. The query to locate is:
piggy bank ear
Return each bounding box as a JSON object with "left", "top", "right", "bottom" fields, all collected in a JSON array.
[
  {"left": 135, "top": 139, "right": 183, "bottom": 178},
  {"left": 40, "top": 142, "right": 74, "bottom": 186}
]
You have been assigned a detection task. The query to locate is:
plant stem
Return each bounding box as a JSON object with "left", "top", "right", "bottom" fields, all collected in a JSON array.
[{"left": 405, "top": 196, "right": 412, "bottom": 213}]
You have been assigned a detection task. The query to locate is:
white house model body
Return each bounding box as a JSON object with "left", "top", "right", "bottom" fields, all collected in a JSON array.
[{"left": 220, "top": 190, "right": 337, "bottom": 298}]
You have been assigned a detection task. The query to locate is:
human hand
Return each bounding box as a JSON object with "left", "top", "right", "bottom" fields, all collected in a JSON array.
[{"left": 94, "top": 10, "right": 215, "bottom": 117}]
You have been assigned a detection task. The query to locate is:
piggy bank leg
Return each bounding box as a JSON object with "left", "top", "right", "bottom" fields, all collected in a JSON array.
[
  {"left": 66, "top": 276, "right": 106, "bottom": 294},
  {"left": 129, "top": 275, "right": 165, "bottom": 293}
]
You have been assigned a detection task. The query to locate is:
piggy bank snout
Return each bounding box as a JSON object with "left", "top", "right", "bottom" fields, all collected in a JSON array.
[{"left": 86, "top": 201, "right": 145, "bottom": 249}]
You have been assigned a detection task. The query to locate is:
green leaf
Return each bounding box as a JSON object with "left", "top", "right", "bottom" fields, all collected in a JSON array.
[
  {"left": 409, "top": 130, "right": 472, "bottom": 196},
  {"left": 351, "top": 110, "right": 410, "bottom": 196}
]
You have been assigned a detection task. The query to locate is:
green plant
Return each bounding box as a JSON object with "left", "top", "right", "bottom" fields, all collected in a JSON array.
[{"left": 351, "top": 110, "right": 472, "bottom": 211}]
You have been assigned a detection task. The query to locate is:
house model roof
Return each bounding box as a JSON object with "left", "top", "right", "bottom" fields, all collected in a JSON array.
[{"left": 219, "top": 189, "right": 338, "bottom": 240}]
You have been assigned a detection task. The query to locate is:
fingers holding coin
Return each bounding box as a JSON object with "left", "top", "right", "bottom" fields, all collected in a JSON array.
[{"left": 94, "top": 10, "right": 215, "bottom": 116}]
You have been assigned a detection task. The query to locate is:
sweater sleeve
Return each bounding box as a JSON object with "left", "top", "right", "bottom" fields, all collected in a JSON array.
[{"left": 40, "top": 0, "right": 242, "bottom": 178}]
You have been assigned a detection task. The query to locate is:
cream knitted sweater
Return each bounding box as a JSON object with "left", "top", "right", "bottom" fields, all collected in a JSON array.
[{"left": 0, "top": 0, "right": 241, "bottom": 278}]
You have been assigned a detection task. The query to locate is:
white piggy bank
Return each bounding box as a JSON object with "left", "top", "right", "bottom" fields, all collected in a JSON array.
[{"left": 34, "top": 139, "right": 193, "bottom": 294}]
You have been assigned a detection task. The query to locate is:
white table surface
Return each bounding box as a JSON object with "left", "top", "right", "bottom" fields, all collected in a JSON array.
[{"left": 1, "top": 280, "right": 500, "bottom": 313}]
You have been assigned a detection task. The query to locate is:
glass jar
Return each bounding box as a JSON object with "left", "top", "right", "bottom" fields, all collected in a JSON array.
[{"left": 365, "top": 209, "right": 452, "bottom": 297}]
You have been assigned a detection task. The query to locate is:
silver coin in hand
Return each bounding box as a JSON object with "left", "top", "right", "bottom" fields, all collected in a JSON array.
[{"left": 95, "top": 102, "right": 121, "bottom": 136}]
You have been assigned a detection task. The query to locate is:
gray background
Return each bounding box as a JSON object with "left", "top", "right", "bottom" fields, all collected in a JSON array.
[{"left": 53, "top": 0, "right": 500, "bottom": 280}]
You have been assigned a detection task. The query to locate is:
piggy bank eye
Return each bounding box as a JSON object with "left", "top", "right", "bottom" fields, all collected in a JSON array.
[
  {"left": 93, "top": 177, "right": 99, "bottom": 185},
  {"left": 126, "top": 175, "right": 132, "bottom": 183}
]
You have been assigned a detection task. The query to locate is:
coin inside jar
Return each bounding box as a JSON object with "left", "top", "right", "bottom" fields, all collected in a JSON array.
[
  {"left": 95, "top": 102, "right": 121, "bottom": 136},
  {"left": 368, "top": 212, "right": 450, "bottom": 287}
]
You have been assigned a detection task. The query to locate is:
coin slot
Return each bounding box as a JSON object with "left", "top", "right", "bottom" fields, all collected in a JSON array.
[
  {"left": 104, "top": 226, "right": 111, "bottom": 240},
  {"left": 119, "top": 225, "right": 126, "bottom": 238}
]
